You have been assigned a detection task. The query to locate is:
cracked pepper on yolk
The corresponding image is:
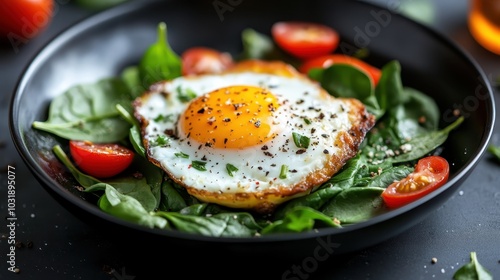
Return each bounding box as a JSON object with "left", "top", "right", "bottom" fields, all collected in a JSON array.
[{"left": 180, "top": 85, "right": 279, "bottom": 149}]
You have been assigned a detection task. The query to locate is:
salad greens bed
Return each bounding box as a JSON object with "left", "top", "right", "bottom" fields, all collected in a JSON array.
[{"left": 32, "top": 23, "right": 463, "bottom": 237}]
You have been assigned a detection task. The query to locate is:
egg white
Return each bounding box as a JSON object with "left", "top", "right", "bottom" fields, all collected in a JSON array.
[{"left": 135, "top": 72, "right": 354, "bottom": 195}]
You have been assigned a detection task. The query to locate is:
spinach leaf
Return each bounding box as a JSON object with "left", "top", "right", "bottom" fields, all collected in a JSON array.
[
  {"left": 179, "top": 203, "right": 229, "bottom": 216},
  {"left": 363, "top": 165, "right": 414, "bottom": 189},
  {"left": 321, "top": 187, "right": 388, "bottom": 224},
  {"left": 401, "top": 87, "right": 440, "bottom": 131},
  {"left": 316, "top": 64, "right": 384, "bottom": 119},
  {"left": 32, "top": 78, "right": 132, "bottom": 143},
  {"left": 179, "top": 203, "right": 208, "bottom": 216},
  {"left": 383, "top": 87, "right": 440, "bottom": 142},
  {"left": 121, "top": 66, "right": 145, "bottom": 99},
  {"left": 326, "top": 153, "right": 367, "bottom": 189},
  {"left": 374, "top": 60, "right": 409, "bottom": 111},
  {"left": 52, "top": 145, "right": 101, "bottom": 189},
  {"left": 139, "top": 22, "right": 181, "bottom": 88},
  {"left": 154, "top": 211, "right": 261, "bottom": 237},
  {"left": 115, "top": 104, "right": 146, "bottom": 158},
  {"left": 487, "top": 145, "right": 500, "bottom": 162},
  {"left": 453, "top": 252, "right": 493, "bottom": 280},
  {"left": 74, "top": 0, "right": 128, "bottom": 10},
  {"left": 98, "top": 184, "right": 167, "bottom": 229},
  {"left": 262, "top": 206, "right": 341, "bottom": 234},
  {"left": 158, "top": 179, "right": 187, "bottom": 212},
  {"left": 127, "top": 155, "right": 164, "bottom": 209},
  {"left": 273, "top": 184, "right": 343, "bottom": 220},
  {"left": 391, "top": 116, "right": 464, "bottom": 163},
  {"left": 91, "top": 176, "right": 157, "bottom": 213}
]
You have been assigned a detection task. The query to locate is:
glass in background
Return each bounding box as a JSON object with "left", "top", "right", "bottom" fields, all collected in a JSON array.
[{"left": 468, "top": 0, "right": 500, "bottom": 55}]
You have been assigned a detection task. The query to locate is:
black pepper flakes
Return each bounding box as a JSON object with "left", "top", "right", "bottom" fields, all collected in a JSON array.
[
  {"left": 264, "top": 151, "right": 273, "bottom": 157},
  {"left": 323, "top": 149, "right": 329, "bottom": 154},
  {"left": 261, "top": 145, "right": 269, "bottom": 150},
  {"left": 296, "top": 149, "right": 306, "bottom": 154}
]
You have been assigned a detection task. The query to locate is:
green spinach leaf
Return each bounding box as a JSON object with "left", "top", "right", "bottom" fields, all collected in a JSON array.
[
  {"left": 321, "top": 187, "right": 388, "bottom": 224},
  {"left": 154, "top": 211, "right": 261, "bottom": 237},
  {"left": 315, "top": 64, "right": 384, "bottom": 119},
  {"left": 273, "top": 184, "right": 343, "bottom": 220},
  {"left": 391, "top": 116, "right": 464, "bottom": 163},
  {"left": 139, "top": 22, "right": 181, "bottom": 88},
  {"left": 98, "top": 184, "right": 167, "bottom": 229},
  {"left": 115, "top": 104, "right": 146, "bottom": 157},
  {"left": 262, "top": 206, "right": 341, "bottom": 234},
  {"left": 363, "top": 165, "right": 414, "bottom": 189},
  {"left": 453, "top": 252, "right": 493, "bottom": 280},
  {"left": 121, "top": 66, "right": 145, "bottom": 99},
  {"left": 488, "top": 145, "right": 500, "bottom": 162},
  {"left": 32, "top": 78, "right": 132, "bottom": 143},
  {"left": 374, "top": 60, "right": 409, "bottom": 111},
  {"left": 158, "top": 179, "right": 188, "bottom": 212}
]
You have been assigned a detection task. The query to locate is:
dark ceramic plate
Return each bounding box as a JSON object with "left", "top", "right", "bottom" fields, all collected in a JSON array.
[{"left": 10, "top": 0, "right": 495, "bottom": 261}]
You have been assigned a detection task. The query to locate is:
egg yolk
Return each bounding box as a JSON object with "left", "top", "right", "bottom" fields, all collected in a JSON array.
[{"left": 180, "top": 85, "right": 280, "bottom": 149}]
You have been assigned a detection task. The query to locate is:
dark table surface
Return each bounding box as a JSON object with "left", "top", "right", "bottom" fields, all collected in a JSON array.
[{"left": 1, "top": 0, "right": 499, "bottom": 279}]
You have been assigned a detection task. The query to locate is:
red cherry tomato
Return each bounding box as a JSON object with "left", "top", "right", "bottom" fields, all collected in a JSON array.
[
  {"left": 299, "top": 54, "right": 382, "bottom": 86},
  {"left": 0, "top": 0, "right": 54, "bottom": 38},
  {"left": 271, "top": 21, "right": 340, "bottom": 59},
  {"left": 69, "top": 140, "right": 135, "bottom": 179},
  {"left": 382, "top": 156, "right": 450, "bottom": 208},
  {"left": 181, "top": 47, "right": 234, "bottom": 76}
]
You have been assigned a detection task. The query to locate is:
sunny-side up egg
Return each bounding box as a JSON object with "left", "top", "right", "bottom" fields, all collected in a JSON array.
[{"left": 133, "top": 60, "right": 376, "bottom": 214}]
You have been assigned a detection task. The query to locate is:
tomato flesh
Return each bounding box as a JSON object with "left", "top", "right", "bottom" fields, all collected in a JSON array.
[
  {"left": 271, "top": 21, "right": 340, "bottom": 59},
  {"left": 299, "top": 54, "right": 382, "bottom": 86},
  {"left": 382, "top": 156, "right": 450, "bottom": 208},
  {"left": 69, "top": 140, "right": 135, "bottom": 179},
  {"left": 0, "top": 0, "right": 54, "bottom": 38},
  {"left": 181, "top": 47, "right": 234, "bottom": 76}
]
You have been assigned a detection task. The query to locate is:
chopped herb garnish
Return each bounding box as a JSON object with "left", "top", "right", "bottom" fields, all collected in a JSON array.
[
  {"left": 292, "top": 132, "right": 310, "bottom": 149},
  {"left": 175, "top": 152, "right": 189, "bottom": 158},
  {"left": 226, "top": 164, "right": 239, "bottom": 177},
  {"left": 154, "top": 135, "right": 169, "bottom": 146},
  {"left": 191, "top": 160, "right": 207, "bottom": 171},
  {"left": 279, "top": 164, "right": 288, "bottom": 179},
  {"left": 303, "top": 118, "right": 312, "bottom": 125},
  {"left": 154, "top": 114, "right": 174, "bottom": 122},
  {"left": 177, "top": 86, "right": 197, "bottom": 102}
]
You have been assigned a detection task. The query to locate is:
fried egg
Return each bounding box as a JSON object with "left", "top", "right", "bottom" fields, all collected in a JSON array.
[{"left": 133, "top": 60, "right": 375, "bottom": 213}]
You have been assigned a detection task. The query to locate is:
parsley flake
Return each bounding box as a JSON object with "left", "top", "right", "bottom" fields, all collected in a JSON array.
[
  {"left": 154, "top": 135, "right": 169, "bottom": 146},
  {"left": 226, "top": 164, "right": 239, "bottom": 177},
  {"left": 279, "top": 165, "right": 288, "bottom": 179},
  {"left": 175, "top": 152, "right": 189, "bottom": 158},
  {"left": 191, "top": 160, "right": 207, "bottom": 171},
  {"left": 292, "top": 132, "right": 310, "bottom": 149},
  {"left": 177, "top": 86, "right": 197, "bottom": 102}
]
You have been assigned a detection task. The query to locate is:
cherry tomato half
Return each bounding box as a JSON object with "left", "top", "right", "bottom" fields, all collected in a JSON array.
[
  {"left": 69, "top": 140, "right": 135, "bottom": 179},
  {"left": 0, "top": 0, "right": 54, "bottom": 38},
  {"left": 181, "top": 47, "right": 234, "bottom": 76},
  {"left": 299, "top": 54, "right": 382, "bottom": 86},
  {"left": 271, "top": 21, "right": 340, "bottom": 60},
  {"left": 382, "top": 156, "right": 450, "bottom": 208}
]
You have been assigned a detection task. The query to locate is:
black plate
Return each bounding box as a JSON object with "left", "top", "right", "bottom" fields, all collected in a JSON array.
[{"left": 10, "top": 0, "right": 495, "bottom": 261}]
